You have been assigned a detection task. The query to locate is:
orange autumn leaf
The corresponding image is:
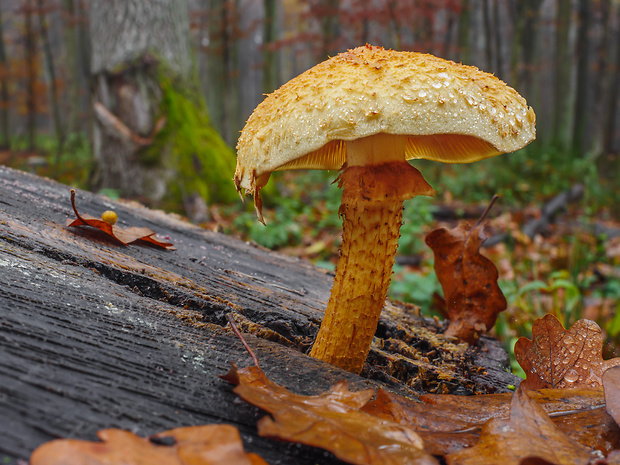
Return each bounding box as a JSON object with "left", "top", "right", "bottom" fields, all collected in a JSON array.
[
  {"left": 604, "top": 366, "right": 620, "bottom": 426},
  {"left": 30, "top": 424, "right": 268, "bottom": 465},
  {"left": 361, "top": 386, "right": 617, "bottom": 456},
  {"left": 444, "top": 387, "right": 596, "bottom": 465},
  {"left": 66, "top": 189, "right": 175, "bottom": 250},
  {"left": 424, "top": 220, "right": 506, "bottom": 344},
  {"left": 221, "top": 363, "right": 438, "bottom": 465},
  {"left": 515, "top": 314, "right": 620, "bottom": 390}
]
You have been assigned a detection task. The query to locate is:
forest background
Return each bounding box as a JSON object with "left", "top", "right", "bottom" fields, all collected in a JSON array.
[{"left": 0, "top": 0, "right": 619, "bottom": 372}]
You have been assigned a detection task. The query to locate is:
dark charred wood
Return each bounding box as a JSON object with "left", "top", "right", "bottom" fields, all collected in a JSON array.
[{"left": 0, "top": 166, "right": 519, "bottom": 464}]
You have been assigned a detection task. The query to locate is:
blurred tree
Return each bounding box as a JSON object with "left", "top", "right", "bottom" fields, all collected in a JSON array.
[
  {"left": 0, "top": 2, "right": 9, "bottom": 149},
  {"left": 207, "top": 0, "right": 241, "bottom": 146},
  {"left": 88, "top": 0, "right": 237, "bottom": 219},
  {"left": 62, "top": 0, "right": 86, "bottom": 138},
  {"left": 572, "top": 0, "right": 591, "bottom": 155},
  {"left": 552, "top": 0, "right": 572, "bottom": 151},
  {"left": 36, "top": 0, "right": 65, "bottom": 169},
  {"left": 604, "top": 3, "right": 620, "bottom": 154},
  {"left": 510, "top": 0, "right": 542, "bottom": 107},
  {"left": 457, "top": 0, "right": 471, "bottom": 64},
  {"left": 24, "top": 0, "right": 37, "bottom": 151},
  {"left": 263, "top": 0, "right": 279, "bottom": 94}
]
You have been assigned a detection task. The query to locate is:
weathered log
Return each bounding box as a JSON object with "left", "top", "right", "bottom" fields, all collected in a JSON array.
[{"left": 0, "top": 166, "right": 518, "bottom": 464}]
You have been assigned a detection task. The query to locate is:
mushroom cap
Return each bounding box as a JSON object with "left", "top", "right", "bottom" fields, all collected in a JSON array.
[{"left": 235, "top": 44, "right": 536, "bottom": 193}]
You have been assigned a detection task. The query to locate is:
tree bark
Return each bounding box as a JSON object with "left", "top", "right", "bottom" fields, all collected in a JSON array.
[
  {"left": 262, "top": 0, "right": 279, "bottom": 95},
  {"left": 36, "top": 0, "right": 65, "bottom": 170},
  {"left": 207, "top": 0, "right": 241, "bottom": 146},
  {"left": 0, "top": 2, "right": 9, "bottom": 149},
  {"left": 572, "top": 0, "right": 591, "bottom": 154},
  {"left": 24, "top": 0, "right": 37, "bottom": 151},
  {"left": 604, "top": 4, "right": 620, "bottom": 154},
  {"left": 457, "top": 0, "right": 471, "bottom": 64},
  {"left": 61, "top": 0, "right": 84, "bottom": 138},
  {"left": 88, "top": 0, "right": 191, "bottom": 200},
  {"left": 552, "top": 0, "right": 572, "bottom": 150},
  {"left": 88, "top": 0, "right": 237, "bottom": 215}
]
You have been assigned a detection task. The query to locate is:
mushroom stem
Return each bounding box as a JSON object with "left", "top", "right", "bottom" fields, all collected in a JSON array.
[
  {"left": 309, "top": 141, "right": 435, "bottom": 373},
  {"left": 309, "top": 181, "right": 403, "bottom": 373}
]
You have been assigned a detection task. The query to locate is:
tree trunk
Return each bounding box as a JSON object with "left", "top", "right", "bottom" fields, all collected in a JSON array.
[
  {"left": 457, "top": 0, "right": 471, "bottom": 64},
  {"left": 36, "top": 0, "right": 65, "bottom": 170},
  {"left": 572, "top": 0, "right": 591, "bottom": 154},
  {"left": 262, "top": 0, "right": 279, "bottom": 95},
  {"left": 0, "top": 166, "right": 519, "bottom": 463},
  {"left": 0, "top": 2, "right": 10, "bottom": 149},
  {"left": 590, "top": 0, "right": 612, "bottom": 157},
  {"left": 492, "top": 0, "right": 503, "bottom": 77},
  {"left": 207, "top": 0, "right": 241, "bottom": 147},
  {"left": 604, "top": 4, "right": 620, "bottom": 154},
  {"left": 552, "top": 0, "right": 572, "bottom": 150},
  {"left": 88, "top": 0, "right": 236, "bottom": 215},
  {"left": 88, "top": 0, "right": 192, "bottom": 201},
  {"left": 61, "top": 0, "right": 83, "bottom": 138},
  {"left": 24, "top": 0, "right": 37, "bottom": 152},
  {"left": 482, "top": 0, "right": 493, "bottom": 71}
]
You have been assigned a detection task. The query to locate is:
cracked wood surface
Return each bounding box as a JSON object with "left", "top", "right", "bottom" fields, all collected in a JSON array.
[{"left": 0, "top": 166, "right": 519, "bottom": 464}]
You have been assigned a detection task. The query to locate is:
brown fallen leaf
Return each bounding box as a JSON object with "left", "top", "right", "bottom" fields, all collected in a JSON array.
[
  {"left": 424, "top": 202, "right": 506, "bottom": 344},
  {"left": 604, "top": 366, "right": 620, "bottom": 426},
  {"left": 222, "top": 363, "right": 438, "bottom": 465},
  {"left": 363, "top": 387, "right": 606, "bottom": 432},
  {"left": 362, "top": 387, "right": 618, "bottom": 456},
  {"left": 66, "top": 189, "right": 175, "bottom": 249},
  {"left": 515, "top": 314, "right": 620, "bottom": 390},
  {"left": 444, "top": 386, "right": 596, "bottom": 465},
  {"left": 30, "top": 424, "right": 268, "bottom": 465}
]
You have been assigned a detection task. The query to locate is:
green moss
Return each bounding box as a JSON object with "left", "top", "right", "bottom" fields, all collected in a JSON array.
[{"left": 149, "top": 77, "right": 238, "bottom": 205}]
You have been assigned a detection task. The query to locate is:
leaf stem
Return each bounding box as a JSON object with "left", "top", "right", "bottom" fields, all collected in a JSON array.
[{"left": 226, "top": 313, "right": 261, "bottom": 369}]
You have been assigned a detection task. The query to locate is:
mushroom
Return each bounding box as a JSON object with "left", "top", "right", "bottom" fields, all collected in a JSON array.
[{"left": 234, "top": 45, "right": 536, "bottom": 374}]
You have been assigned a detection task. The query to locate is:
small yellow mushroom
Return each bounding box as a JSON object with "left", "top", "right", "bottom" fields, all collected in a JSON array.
[{"left": 101, "top": 210, "right": 118, "bottom": 226}]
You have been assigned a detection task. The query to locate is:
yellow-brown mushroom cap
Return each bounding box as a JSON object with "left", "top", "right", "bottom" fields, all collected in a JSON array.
[{"left": 234, "top": 44, "right": 536, "bottom": 197}]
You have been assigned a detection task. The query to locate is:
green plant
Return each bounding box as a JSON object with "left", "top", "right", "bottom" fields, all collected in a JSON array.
[
  {"left": 398, "top": 197, "right": 436, "bottom": 256},
  {"left": 389, "top": 266, "right": 443, "bottom": 317},
  {"left": 513, "top": 270, "right": 582, "bottom": 328}
]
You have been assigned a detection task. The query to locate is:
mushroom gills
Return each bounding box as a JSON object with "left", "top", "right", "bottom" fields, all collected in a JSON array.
[{"left": 273, "top": 133, "right": 501, "bottom": 173}]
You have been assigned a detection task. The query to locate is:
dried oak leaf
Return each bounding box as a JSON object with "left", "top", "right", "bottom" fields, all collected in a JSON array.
[
  {"left": 221, "top": 363, "right": 438, "bottom": 465},
  {"left": 30, "top": 424, "right": 268, "bottom": 465},
  {"left": 425, "top": 221, "right": 506, "bottom": 344},
  {"left": 362, "top": 387, "right": 617, "bottom": 456},
  {"left": 444, "top": 386, "right": 596, "bottom": 465},
  {"left": 66, "top": 189, "right": 175, "bottom": 250},
  {"left": 515, "top": 314, "right": 620, "bottom": 390},
  {"left": 604, "top": 366, "right": 620, "bottom": 426}
]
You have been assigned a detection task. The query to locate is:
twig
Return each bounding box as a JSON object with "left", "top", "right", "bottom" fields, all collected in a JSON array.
[
  {"left": 226, "top": 313, "right": 261, "bottom": 369},
  {"left": 474, "top": 194, "right": 499, "bottom": 229},
  {"left": 93, "top": 101, "right": 166, "bottom": 147}
]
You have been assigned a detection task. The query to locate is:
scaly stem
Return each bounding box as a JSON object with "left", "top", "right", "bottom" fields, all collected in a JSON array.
[
  {"left": 309, "top": 134, "right": 436, "bottom": 374},
  {"left": 309, "top": 185, "right": 402, "bottom": 373}
]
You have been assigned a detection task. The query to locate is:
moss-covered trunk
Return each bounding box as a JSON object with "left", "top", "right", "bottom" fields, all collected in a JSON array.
[{"left": 88, "top": 0, "right": 237, "bottom": 218}]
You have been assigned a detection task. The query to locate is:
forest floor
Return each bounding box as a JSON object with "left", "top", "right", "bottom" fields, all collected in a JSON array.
[{"left": 208, "top": 171, "right": 620, "bottom": 373}]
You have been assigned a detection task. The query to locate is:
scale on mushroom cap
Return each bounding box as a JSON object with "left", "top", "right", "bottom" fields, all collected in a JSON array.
[{"left": 234, "top": 44, "right": 536, "bottom": 374}]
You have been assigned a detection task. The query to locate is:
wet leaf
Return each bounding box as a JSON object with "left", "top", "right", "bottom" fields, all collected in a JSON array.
[
  {"left": 515, "top": 314, "right": 620, "bottom": 389},
  {"left": 604, "top": 366, "right": 620, "bottom": 426},
  {"left": 444, "top": 387, "right": 596, "bottom": 465},
  {"left": 30, "top": 424, "right": 267, "bottom": 465},
  {"left": 221, "top": 363, "right": 438, "bottom": 465},
  {"left": 362, "top": 387, "right": 617, "bottom": 456},
  {"left": 425, "top": 221, "right": 507, "bottom": 343},
  {"left": 66, "top": 189, "right": 175, "bottom": 249}
]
